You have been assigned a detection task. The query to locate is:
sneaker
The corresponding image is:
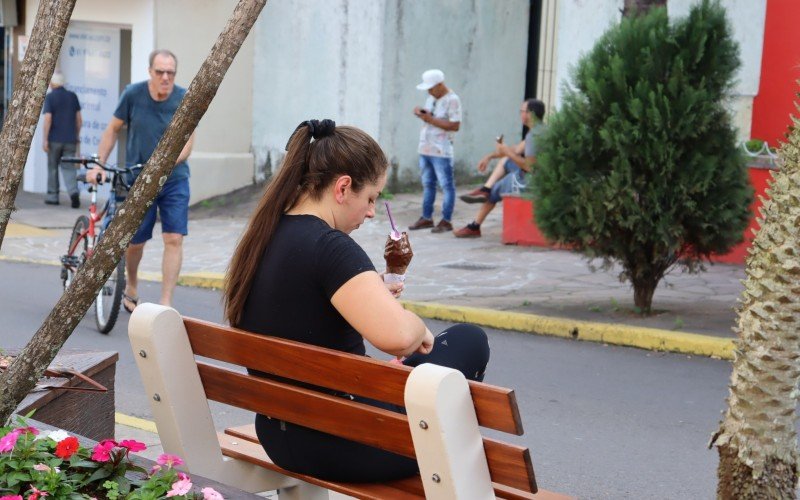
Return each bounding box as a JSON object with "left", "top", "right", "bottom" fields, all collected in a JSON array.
[
  {"left": 44, "top": 199, "right": 59, "bottom": 206},
  {"left": 70, "top": 193, "right": 80, "bottom": 209},
  {"left": 431, "top": 220, "right": 453, "bottom": 233},
  {"left": 460, "top": 187, "right": 489, "bottom": 204},
  {"left": 454, "top": 224, "right": 482, "bottom": 238},
  {"left": 408, "top": 217, "right": 434, "bottom": 230}
]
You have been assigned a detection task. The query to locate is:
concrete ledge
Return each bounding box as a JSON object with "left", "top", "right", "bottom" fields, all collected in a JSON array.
[{"left": 0, "top": 256, "right": 735, "bottom": 360}]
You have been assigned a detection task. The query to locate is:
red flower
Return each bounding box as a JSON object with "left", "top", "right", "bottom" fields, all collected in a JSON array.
[{"left": 54, "top": 436, "right": 79, "bottom": 459}]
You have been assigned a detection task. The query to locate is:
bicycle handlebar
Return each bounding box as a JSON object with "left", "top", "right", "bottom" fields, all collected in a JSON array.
[
  {"left": 62, "top": 156, "right": 144, "bottom": 188},
  {"left": 61, "top": 156, "right": 143, "bottom": 175}
]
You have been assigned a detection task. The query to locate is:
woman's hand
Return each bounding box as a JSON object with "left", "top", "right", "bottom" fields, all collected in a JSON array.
[
  {"left": 415, "top": 328, "right": 435, "bottom": 355},
  {"left": 380, "top": 273, "right": 404, "bottom": 298}
]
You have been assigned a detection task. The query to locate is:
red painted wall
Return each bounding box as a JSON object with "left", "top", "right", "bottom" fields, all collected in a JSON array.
[{"left": 750, "top": 0, "right": 800, "bottom": 147}]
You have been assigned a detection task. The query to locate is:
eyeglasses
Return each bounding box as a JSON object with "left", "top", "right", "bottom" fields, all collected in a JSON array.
[{"left": 153, "top": 69, "right": 176, "bottom": 77}]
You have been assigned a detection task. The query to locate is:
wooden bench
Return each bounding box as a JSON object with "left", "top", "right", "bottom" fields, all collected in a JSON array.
[{"left": 129, "top": 304, "right": 571, "bottom": 499}]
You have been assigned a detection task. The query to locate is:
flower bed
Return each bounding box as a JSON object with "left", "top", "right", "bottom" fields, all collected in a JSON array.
[{"left": 0, "top": 419, "right": 223, "bottom": 499}]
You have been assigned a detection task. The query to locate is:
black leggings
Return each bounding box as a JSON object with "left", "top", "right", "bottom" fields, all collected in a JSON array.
[{"left": 254, "top": 323, "right": 490, "bottom": 483}]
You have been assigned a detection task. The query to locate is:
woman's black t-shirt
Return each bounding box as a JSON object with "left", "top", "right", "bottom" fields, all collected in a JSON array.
[{"left": 237, "top": 214, "right": 375, "bottom": 355}]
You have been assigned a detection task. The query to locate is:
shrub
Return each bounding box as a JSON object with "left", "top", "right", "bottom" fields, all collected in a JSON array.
[{"left": 533, "top": 0, "right": 751, "bottom": 312}]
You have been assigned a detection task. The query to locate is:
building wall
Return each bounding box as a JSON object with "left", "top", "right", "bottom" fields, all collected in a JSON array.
[
  {"left": 21, "top": 0, "right": 254, "bottom": 203},
  {"left": 379, "top": 0, "right": 530, "bottom": 185},
  {"left": 252, "top": 0, "right": 529, "bottom": 186},
  {"left": 154, "top": 0, "right": 255, "bottom": 203},
  {"left": 251, "top": 0, "right": 385, "bottom": 181},
  {"left": 750, "top": 0, "right": 800, "bottom": 147},
  {"left": 21, "top": 0, "right": 154, "bottom": 194},
  {"left": 546, "top": 0, "right": 766, "bottom": 141}
]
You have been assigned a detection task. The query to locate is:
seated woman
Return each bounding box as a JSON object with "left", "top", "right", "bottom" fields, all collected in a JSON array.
[{"left": 224, "top": 119, "right": 489, "bottom": 483}]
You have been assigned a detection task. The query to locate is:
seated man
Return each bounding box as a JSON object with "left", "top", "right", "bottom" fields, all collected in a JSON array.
[{"left": 455, "top": 99, "right": 546, "bottom": 238}]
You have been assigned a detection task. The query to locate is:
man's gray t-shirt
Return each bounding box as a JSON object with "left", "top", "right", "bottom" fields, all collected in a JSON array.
[
  {"left": 113, "top": 81, "right": 188, "bottom": 183},
  {"left": 524, "top": 122, "right": 546, "bottom": 159}
]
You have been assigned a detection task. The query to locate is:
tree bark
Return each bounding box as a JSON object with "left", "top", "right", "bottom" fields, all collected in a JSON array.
[
  {"left": 622, "top": 0, "right": 666, "bottom": 18},
  {"left": 0, "top": 0, "right": 77, "bottom": 250},
  {"left": 711, "top": 115, "right": 800, "bottom": 496},
  {"left": 0, "top": 0, "right": 268, "bottom": 422},
  {"left": 632, "top": 279, "right": 656, "bottom": 314}
]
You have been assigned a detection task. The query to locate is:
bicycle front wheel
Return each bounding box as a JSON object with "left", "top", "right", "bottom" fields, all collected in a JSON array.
[
  {"left": 95, "top": 256, "right": 125, "bottom": 334},
  {"left": 63, "top": 215, "right": 90, "bottom": 290}
]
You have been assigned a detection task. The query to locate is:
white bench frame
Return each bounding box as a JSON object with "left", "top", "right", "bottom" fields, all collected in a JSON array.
[{"left": 129, "top": 303, "right": 496, "bottom": 499}]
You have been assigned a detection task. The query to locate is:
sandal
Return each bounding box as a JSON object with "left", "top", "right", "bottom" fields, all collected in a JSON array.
[{"left": 123, "top": 293, "right": 139, "bottom": 313}]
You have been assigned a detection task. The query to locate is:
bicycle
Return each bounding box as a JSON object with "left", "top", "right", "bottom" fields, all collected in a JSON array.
[{"left": 59, "top": 156, "right": 144, "bottom": 334}]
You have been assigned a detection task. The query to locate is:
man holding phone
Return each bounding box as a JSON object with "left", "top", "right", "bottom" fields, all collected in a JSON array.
[
  {"left": 408, "top": 69, "right": 462, "bottom": 234},
  {"left": 454, "top": 99, "right": 546, "bottom": 238}
]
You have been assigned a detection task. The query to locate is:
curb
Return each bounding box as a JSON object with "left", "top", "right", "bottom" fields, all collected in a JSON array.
[
  {"left": 1, "top": 255, "right": 735, "bottom": 360},
  {"left": 115, "top": 412, "right": 158, "bottom": 433},
  {"left": 401, "top": 302, "right": 734, "bottom": 361}
]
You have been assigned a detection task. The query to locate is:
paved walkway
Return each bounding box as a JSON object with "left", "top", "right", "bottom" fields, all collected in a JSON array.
[{"left": 3, "top": 186, "right": 747, "bottom": 356}]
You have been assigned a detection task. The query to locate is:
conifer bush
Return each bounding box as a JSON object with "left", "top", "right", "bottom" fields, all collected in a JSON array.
[{"left": 533, "top": 0, "right": 751, "bottom": 313}]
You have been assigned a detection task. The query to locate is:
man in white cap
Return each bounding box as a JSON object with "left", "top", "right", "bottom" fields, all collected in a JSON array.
[
  {"left": 408, "top": 69, "right": 462, "bottom": 233},
  {"left": 42, "top": 72, "right": 82, "bottom": 207}
]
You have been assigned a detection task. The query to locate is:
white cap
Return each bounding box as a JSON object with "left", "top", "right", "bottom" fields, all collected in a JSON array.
[
  {"left": 416, "top": 69, "right": 444, "bottom": 90},
  {"left": 50, "top": 72, "right": 65, "bottom": 86}
]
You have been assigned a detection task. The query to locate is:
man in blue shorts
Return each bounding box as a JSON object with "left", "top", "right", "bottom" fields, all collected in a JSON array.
[
  {"left": 454, "top": 99, "right": 546, "bottom": 238},
  {"left": 89, "top": 49, "right": 194, "bottom": 311}
]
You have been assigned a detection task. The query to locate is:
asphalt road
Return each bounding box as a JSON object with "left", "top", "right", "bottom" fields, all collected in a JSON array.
[{"left": 0, "top": 259, "right": 735, "bottom": 498}]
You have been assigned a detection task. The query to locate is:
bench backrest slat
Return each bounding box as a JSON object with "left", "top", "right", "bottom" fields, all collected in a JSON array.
[
  {"left": 199, "top": 363, "right": 536, "bottom": 493},
  {"left": 198, "top": 362, "right": 415, "bottom": 457},
  {"left": 185, "top": 317, "right": 524, "bottom": 435}
]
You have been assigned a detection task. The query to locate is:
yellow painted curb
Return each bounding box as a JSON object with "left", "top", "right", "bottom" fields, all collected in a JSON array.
[
  {"left": 179, "top": 271, "right": 224, "bottom": 289},
  {"left": 114, "top": 412, "right": 158, "bottom": 433},
  {"left": 0, "top": 254, "right": 61, "bottom": 267},
  {"left": 401, "top": 301, "right": 735, "bottom": 360},
  {"left": 6, "top": 222, "right": 57, "bottom": 237}
]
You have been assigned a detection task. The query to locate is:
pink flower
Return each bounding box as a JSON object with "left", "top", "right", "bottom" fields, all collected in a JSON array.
[
  {"left": 178, "top": 472, "right": 190, "bottom": 481},
  {"left": 14, "top": 426, "right": 39, "bottom": 436},
  {"left": 202, "top": 487, "right": 224, "bottom": 500},
  {"left": 90, "top": 440, "right": 116, "bottom": 462},
  {"left": 119, "top": 439, "right": 147, "bottom": 452},
  {"left": 0, "top": 430, "right": 20, "bottom": 452},
  {"left": 166, "top": 478, "right": 192, "bottom": 497},
  {"left": 26, "top": 487, "right": 48, "bottom": 500},
  {"left": 157, "top": 453, "right": 184, "bottom": 468},
  {"left": 149, "top": 464, "right": 162, "bottom": 475},
  {"left": 33, "top": 463, "right": 51, "bottom": 472}
]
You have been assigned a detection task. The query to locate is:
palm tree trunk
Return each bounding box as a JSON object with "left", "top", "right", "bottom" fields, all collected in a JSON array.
[
  {"left": 0, "top": 0, "right": 268, "bottom": 423},
  {"left": 0, "top": 0, "right": 77, "bottom": 250},
  {"left": 711, "top": 114, "right": 800, "bottom": 497}
]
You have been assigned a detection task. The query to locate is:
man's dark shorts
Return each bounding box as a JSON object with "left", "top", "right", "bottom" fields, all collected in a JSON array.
[{"left": 131, "top": 178, "right": 190, "bottom": 244}]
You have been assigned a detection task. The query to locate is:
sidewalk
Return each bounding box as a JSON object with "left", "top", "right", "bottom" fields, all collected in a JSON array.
[{"left": 3, "top": 186, "right": 746, "bottom": 357}]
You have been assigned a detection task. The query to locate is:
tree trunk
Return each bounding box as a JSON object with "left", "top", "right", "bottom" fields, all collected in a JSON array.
[
  {"left": 711, "top": 115, "right": 800, "bottom": 496},
  {"left": 0, "top": 0, "right": 268, "bottom": 423},
  {"left": 622, "top": 0, "right": 666, "bottom": 18},
  {"left": 0, "top": 0, "right": 77, "bottom": 250},
  {"left": 632, "top": 279, "right": 655, "bottom": 314}
]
